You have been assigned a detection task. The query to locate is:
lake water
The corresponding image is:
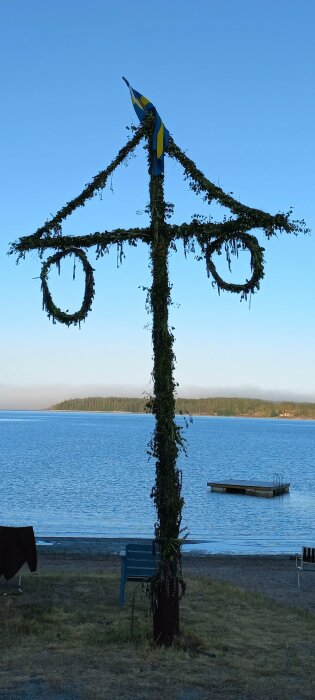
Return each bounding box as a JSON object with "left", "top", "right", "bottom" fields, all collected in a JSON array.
[{"left": 0, "top": 411, "right": 314, "bottom": 554}]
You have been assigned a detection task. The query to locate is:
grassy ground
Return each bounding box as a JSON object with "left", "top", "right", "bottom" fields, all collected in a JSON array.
[{"left": 1, "top": 570, "right": 314, "bottom": 699}]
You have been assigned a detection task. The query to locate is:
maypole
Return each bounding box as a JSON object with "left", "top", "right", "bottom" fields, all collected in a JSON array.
[{"left": 9, "top": 78, "right": 307, "bottom": 645}]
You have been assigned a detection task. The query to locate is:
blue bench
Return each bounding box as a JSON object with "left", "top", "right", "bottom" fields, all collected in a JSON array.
[{"left": 119, "top": 542, "right": 159, "bottom": 607}]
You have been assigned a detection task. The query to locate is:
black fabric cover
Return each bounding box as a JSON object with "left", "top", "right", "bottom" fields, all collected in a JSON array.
[{"left": 0, "top": 526, "right": 37, "bottom": 580}]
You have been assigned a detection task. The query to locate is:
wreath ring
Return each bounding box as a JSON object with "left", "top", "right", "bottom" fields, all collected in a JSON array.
[
  {"left": 40, "top": 247, "right": 95, "bottom": 326},
  {"left": 205, "top": 233, "right": 264, "bottom": 295}
]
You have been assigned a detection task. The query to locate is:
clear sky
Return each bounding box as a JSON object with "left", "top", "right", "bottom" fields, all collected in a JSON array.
[{"left": 1, "top": 0, "right": 314, "bottom": 409}]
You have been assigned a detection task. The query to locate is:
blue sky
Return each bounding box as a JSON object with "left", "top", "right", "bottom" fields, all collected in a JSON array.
[{"left": 1, "top": 0, "right": 314, "bottom": 408}]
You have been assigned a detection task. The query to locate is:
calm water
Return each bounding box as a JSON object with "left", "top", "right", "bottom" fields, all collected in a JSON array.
[{"left": 0, "top": 411, "right": 314, "bottom": 554}]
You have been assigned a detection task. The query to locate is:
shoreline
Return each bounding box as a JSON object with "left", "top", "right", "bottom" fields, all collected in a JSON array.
[
  {"left": 1, "top": 537, "right": 313, "bottom": 610},
  {"left": 7, "top": 407, "right": 314, "bottom": 420},
  {"left": 34, "top": 537, "right": 315, "bottom": 612},
  {"left": 35, "top": 536, "right": 296, "bottom": 558},
  {"left": 50, "top": 410, "right": 314, "bottom": 420},
  {"left": 35, "top": 537, "right": 222, "bottom": 557}
]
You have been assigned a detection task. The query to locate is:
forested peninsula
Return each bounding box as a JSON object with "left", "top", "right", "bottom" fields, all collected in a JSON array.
[{"left": 50, "top": 396, "right": 315, "bottom": 419}]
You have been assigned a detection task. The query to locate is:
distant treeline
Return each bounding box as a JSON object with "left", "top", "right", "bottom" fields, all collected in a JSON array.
[{"left": 50, "top": 396, "right": 315, "bottom": 419}]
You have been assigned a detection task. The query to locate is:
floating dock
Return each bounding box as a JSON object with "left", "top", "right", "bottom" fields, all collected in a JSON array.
[{"left": 207, "top": 479, "right": 290, "bottom": 498}]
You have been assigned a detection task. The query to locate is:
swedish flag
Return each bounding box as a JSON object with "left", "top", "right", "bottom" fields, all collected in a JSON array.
[{"left": 122, "top": 76, "right": 169, "bottom": 176}]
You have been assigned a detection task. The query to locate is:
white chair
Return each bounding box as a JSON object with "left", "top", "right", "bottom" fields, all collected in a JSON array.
[{"left": 295, "top": 546, "right": 315, "bottom": 588}]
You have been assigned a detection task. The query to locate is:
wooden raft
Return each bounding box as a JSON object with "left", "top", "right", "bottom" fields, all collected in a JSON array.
[{"left": 207, "top": 479, "right": 290, "bottom": 498}]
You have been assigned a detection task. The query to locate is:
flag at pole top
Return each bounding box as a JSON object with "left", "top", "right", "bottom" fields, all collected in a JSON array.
[{"left": 122, "top": 77, "right": 169, "bottom": 176}]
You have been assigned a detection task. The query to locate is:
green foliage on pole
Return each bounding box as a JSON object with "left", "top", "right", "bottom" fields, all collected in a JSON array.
[
  {"left": 144, "top": 120, "right": 186, "bottom": 642},
  {"left": 9, "top": 108, "right": 308, "bottom": 645}
]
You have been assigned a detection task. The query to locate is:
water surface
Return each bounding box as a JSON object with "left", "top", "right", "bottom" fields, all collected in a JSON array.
[{"left": 0, "top": 411, "right": 314, "bottom": 553}]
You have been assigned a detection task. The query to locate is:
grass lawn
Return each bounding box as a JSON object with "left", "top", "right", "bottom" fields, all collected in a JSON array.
[{"left": 1, "top": 570, "right": 314, "bottom": 699}]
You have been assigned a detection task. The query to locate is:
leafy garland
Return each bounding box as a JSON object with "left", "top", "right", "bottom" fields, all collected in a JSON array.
[
  {"left": 9, "top": 116, "right": 308, "bottom": 325},
  {"left": 40, "top": 248, "right": 95, "bottom": 327},
  {"left": 24, "top": 123, "right": 146, "bottom": 243},
  {"left": 204, "top": 234, "right": 264, "bottom": 295}
]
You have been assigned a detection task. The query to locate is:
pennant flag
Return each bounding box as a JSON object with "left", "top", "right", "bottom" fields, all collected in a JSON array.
[{"left": 122, "top": 76, "right": 169, "bottom": 176}]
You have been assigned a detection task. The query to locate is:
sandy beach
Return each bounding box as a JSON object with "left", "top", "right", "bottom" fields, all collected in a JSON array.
[{"left": 36, "top": 537, "right": 315, "bottom": 612}]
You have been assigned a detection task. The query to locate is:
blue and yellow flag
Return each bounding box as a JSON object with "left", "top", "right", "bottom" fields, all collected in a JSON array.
[{"left": 122, "top": 76, "right": 169, "bottom": 176}]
